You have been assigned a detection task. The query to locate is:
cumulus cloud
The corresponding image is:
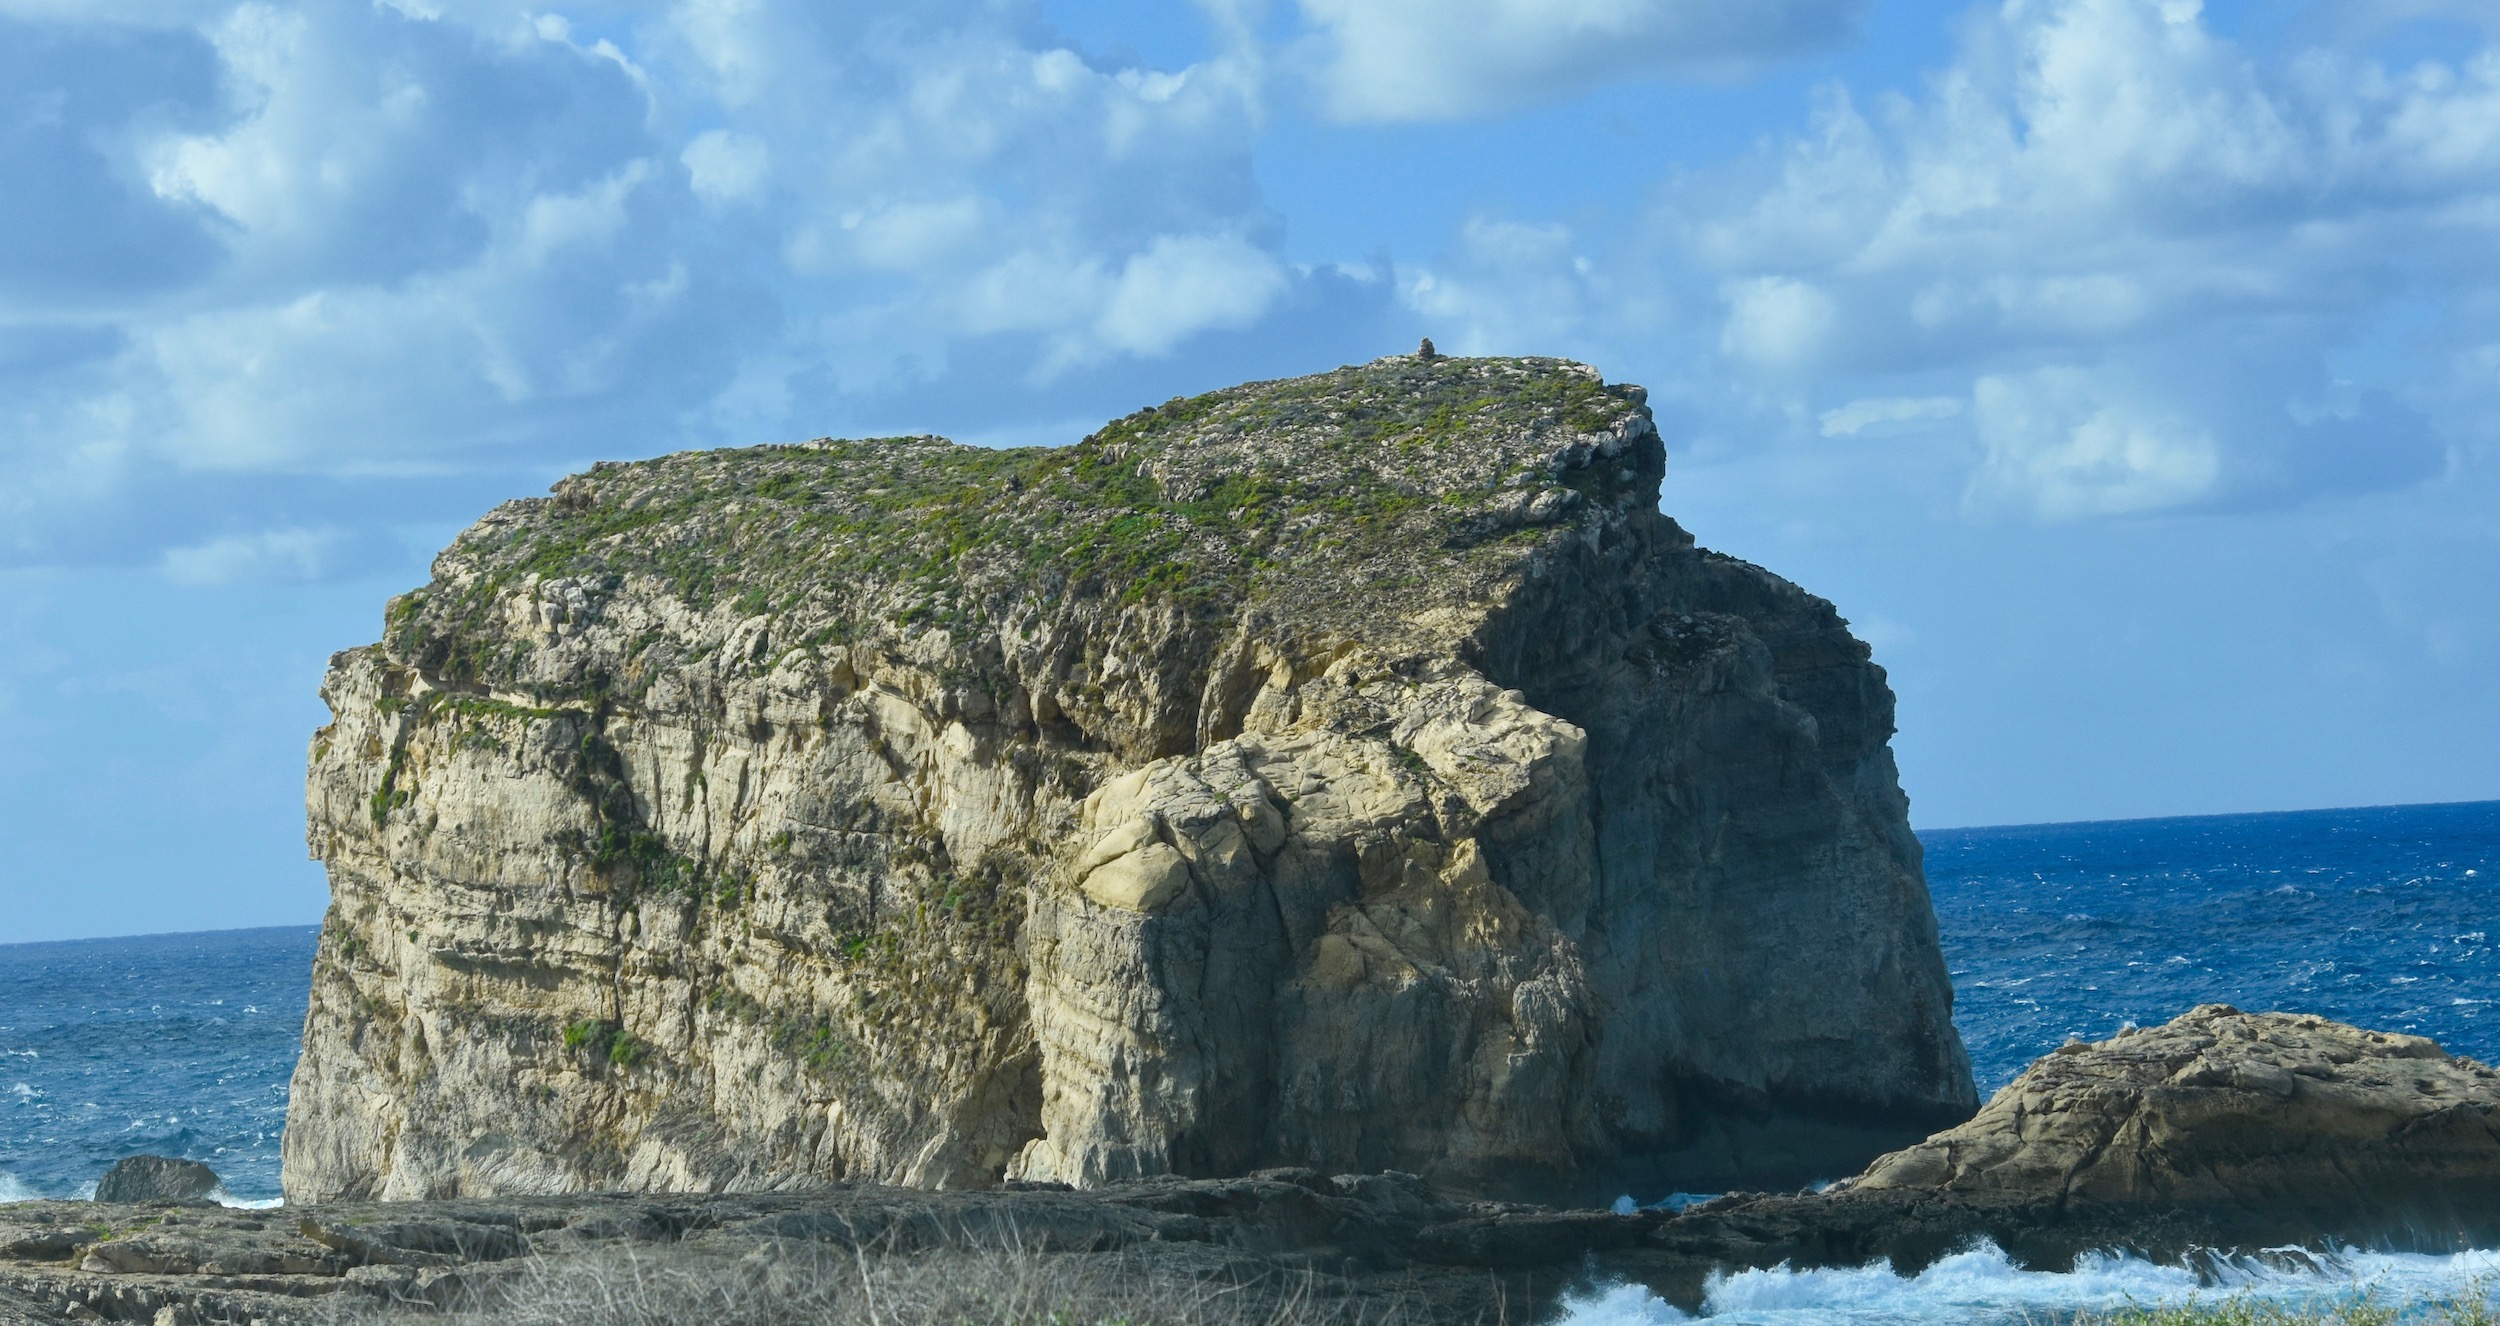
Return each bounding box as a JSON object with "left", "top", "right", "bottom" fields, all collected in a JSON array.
[
  {"left": 680, "top": 130, "right": 769, "bottom": 207},
  {"left": 0, "top": 0, "right": 1299, "bottom": 567},
  {"left": 1666, "top": 0, "right": 2500, "bottom": 515},
  {"left": 1092, "top": 233, "right": 1287, "bottom": 359},
  {"left": 1969, "top": 368, "right": 2221, "bottom": 519},
  {"left": 1294, "top": 0, "right": 1860, "bottom": 122},
  {"left": 1720, "top": 276, "right": 1839, "bottom": 372},
  {"left": 1403, "top": 217, "right": 1604, "bottom": 355}
]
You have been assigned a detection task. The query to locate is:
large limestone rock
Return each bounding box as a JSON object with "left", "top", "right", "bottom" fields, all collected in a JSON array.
[
  {"left": 1852, "top": 1004, "right": 2500, "bottom": 1222},
  {"left": 92, "top": 1157, "right": 221, "bottom": 1205},
  {"left": 282, "top": 354, "right": 1974, "bottom": 1206}
]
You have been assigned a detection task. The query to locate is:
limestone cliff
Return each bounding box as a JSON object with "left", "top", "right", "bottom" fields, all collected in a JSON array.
[{"left": 283, "top": 353, "right": 1974, "bottom": 1206}]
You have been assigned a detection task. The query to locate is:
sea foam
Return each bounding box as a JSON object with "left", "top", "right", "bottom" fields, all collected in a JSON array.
[{"left": 1553, "top": 1242, "right": 2500, "bottom": 1325}]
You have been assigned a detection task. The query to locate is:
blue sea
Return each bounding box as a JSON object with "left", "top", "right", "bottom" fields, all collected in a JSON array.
[
  {"left": 3, "top": 799, "right": 2497, "bottom": 1321},
  {"left": 0, "top": 925, "right": 312, "bottom": 1205}
]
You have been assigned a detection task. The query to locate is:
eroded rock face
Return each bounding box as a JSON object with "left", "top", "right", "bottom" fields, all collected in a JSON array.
[
  {"left": 1851, "top": 1004, "right": 2500, "bottom": 1218},
  {"left": 283, "top": 354, "right": 1973, "bottom": 1206}
]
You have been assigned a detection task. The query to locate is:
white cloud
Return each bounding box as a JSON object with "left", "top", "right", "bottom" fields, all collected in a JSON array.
[
  {"left": 1666, "top": 0, "right": 2500, "bottom": 514},
  {"left": 680, "top": 129, "right": 769, "bottom": 206},
  {"left": 1720, "top": 276, "right": 1838, "bottom": 372},
  {"left": 1820, "top": 395, "right": 1963, "bottom": 437},
  {"left": 160, "top": 527, "right": 338, "bottom": 584},
  {"left": 1402, "top": 217, "right": 1602, "bottom": 355},
  {"left": 1092, "top": 233, "right": 1287, "bottom": 358},
  {"left": 1969, "top": 368, "right": 2221, "bottom": 519},
  {"left": 1294, "top": 0, "right": 1858, "bottom": 122},
  {"left": 0, "top": 0, "right": 1298, "bottom": 561}
]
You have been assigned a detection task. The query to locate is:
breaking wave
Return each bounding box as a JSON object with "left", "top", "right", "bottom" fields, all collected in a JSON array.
[{"left": 1555, "top": 1242, "right": 2500, "bottom": 1325}]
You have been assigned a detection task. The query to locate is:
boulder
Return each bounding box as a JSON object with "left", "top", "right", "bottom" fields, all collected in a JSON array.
[
  {"left": 1848, "top": 1004, "right": 2500, "bottom": 1235},
  {"left": 92, "top": 1157, "right": 222, "bottom": 1205}
]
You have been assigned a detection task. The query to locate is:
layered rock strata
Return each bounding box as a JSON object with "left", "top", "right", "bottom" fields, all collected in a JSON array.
[{"left": 284, "top": 353, "right": 1974, "bottom": 1206}]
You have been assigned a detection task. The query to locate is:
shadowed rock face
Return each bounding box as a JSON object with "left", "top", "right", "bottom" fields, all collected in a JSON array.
[{"left": 283, "top": 353, "right": 1974, "bottom": 1207}]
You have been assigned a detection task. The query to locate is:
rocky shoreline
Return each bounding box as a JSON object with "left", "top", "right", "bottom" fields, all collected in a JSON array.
[{"left": 10, "top": 1006, "right": 2499, "bottom": 1324}]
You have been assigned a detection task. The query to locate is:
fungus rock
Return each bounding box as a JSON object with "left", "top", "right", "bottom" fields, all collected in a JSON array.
[{"left": 283, "top": 355, "right": 1974, "bottom": 1206}]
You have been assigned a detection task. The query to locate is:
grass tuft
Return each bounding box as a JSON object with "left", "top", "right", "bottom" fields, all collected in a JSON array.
[{"left": 336, "top": 1228, "right": 1442, "bottom": 1326}]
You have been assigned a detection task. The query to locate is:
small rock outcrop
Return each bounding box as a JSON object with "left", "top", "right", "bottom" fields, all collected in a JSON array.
[
  {"left": 284, "top": 354, "right": 1974, "bottom": 1206},
  {"left": 91, "top": 1158, "right": 220, "bottom": 1205},
  {"left": 1850, "top": 1004, "right": 2500, "bottom": 1224}
]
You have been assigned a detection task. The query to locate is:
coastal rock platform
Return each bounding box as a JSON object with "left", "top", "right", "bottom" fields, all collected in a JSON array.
[{"left": 0, "top": 1173, "right": 1624, "bottom": 1324}]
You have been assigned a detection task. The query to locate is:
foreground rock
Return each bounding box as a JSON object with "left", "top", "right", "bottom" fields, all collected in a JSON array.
[
  {"left": 0, "top": 1173, "right": 1674, "bottom": 1324},
  {"left": 287, "top": 352, "right": 1973, "bottom": 1206},
  {"left": 1849, "top": 1004, "right": 2500, "bottom": 1231},
  {"left": 92, "top": 1160, "right": 221, "bottom": 1206},
  {"left": 1625, "top": 1005, "right": 2500, "bottom": 1278}
]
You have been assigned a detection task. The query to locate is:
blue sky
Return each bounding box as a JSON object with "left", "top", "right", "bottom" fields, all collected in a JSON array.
[{"left": 2, "top": 0, "right": 2497, "bottom": 942}]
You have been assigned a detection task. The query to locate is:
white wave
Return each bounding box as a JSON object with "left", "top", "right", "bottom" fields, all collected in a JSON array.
[
  {"left": 213, "top": 1192, "right": 284, "bottom": 1210},
  {"left": 1554, "top": 1242, "right": 2500, "bottom": 1325},
  {"left": 0, "top": 1172, "right": 36, "bottom": 1204},
  {"left": 1618, "top": 1192, "right": 1726, "bottom": 1215},
  {"left": 1558, "top": 1283, "right": 1692, "bottom": 1324}
]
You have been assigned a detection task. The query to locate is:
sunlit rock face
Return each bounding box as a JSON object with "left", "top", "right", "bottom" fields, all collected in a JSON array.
[{"left": 282, "top": 353, "right": 1975, "bottom": 1207}]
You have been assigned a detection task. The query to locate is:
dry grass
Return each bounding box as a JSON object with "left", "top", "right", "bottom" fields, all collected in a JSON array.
[{"left": 342, "top": 1233, "right": 1446, "bottom": 1326}]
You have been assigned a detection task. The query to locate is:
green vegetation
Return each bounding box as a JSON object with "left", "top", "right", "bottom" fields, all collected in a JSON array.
[
  {"left": 561, "top": 1019, "right": 651, "bottom": 1069},
  {"left": 329, "top": 922, "right": 372, "bottom": 964},
  {"left": 82, "top": 1214, "right": 167, "bottom": 1244},
  {"left": 702, "top": 989, "right": 856, "bottom": 1078},
  {"left": 695, "top": 847, "right": 1029, "bottom": 1092},
  {"left": 561, "top": 727, "right": 703, "bottom": 894},
  {"left": 369, "top": 741, "right": 413, "bottom": 827},
  {"left": 381, "top": 356, "right": 1652, "bottom": 693}
]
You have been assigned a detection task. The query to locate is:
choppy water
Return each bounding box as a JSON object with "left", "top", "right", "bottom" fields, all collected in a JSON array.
[
  {"left": 2, "top": 800, "right": 2496, "bottom": 1321},
  {"left": 0, "top": 925, "right": 313, "bottom": 1203},
  {"left": 1580, "top": 798, "right": 2500, "bottom": 1323},
  {"left": 1928, "top": 799, "right": 2500, "bottom": 1092}
]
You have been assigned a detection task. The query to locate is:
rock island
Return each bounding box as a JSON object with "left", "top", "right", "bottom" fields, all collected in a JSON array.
[{"left": 283, "top": 352, "right": 1976, "bottom": 1207}]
